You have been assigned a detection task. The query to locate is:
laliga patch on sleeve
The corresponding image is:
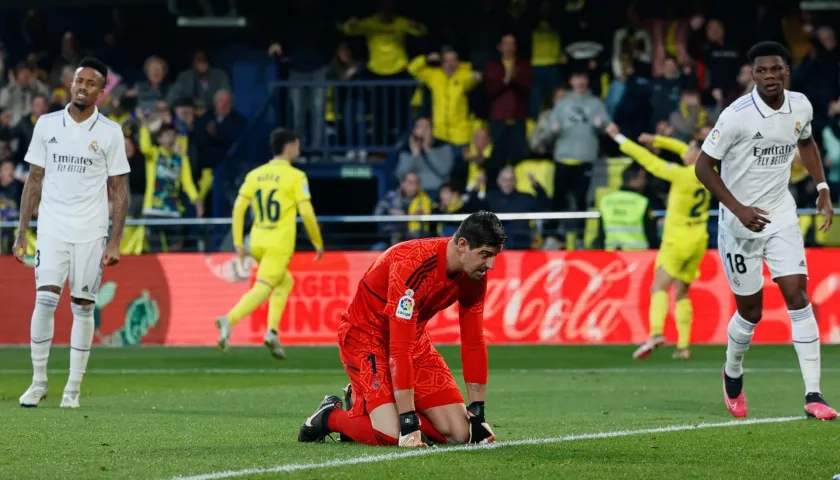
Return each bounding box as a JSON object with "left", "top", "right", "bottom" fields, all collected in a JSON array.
[
  {"left": 395, "top": 290, "right": 415, "bottom": 320},
  {"left": 708, "top": 129, "right": 721, "bottom": 145},
  {"left": 301, "top": 181, "right": 311, "bottom": 197}
]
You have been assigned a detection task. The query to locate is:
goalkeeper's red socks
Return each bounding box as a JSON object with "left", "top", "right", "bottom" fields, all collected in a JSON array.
[
  {"left": 326, "top": 410, "right": 448, "bottom": 445},
  {"left": 416, "top": 412, "right": 447, "bottom": 444},
  {"left": 327, "top": 410, "right": 396, "bottom": 446}
]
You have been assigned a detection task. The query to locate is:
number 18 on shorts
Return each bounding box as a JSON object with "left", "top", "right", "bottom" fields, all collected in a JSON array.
[
  {"left": 35, "top": 236, "right": 106, "bottom": 302},
  {"left": 717, "top": 225, "right": 808, "bottom": 296}
]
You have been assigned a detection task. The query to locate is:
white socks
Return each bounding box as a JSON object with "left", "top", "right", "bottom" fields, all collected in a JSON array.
[
  {"left": 724, "top": 305, "right": 822, "bottom": 395},
  {"left": 67, "top": 303, "right": 95, "bottom": 392},
  {"left": 30, "top": 291, "right": 60, "bottom": 383},
  {"left": 790, "top": 304, "right": 821, "bottom": 394},
  {"left": 725, "top": 312, "right": 756, "bottom": 378}
]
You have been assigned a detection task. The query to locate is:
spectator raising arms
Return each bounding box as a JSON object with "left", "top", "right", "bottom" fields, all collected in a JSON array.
[
  {"left": 407, "top": 49, "right": 481, "bottom": 148},
  {"left": 338, "top": 0, "right": 427, "bottom": 141},
  {"left": 136, "top": 109, "right": 202, "bottom": 252}
]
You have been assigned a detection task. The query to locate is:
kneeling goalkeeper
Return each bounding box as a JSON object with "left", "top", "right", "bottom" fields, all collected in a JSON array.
[{"left": 297, "top": 212, "right": 503, "bottom": 447}]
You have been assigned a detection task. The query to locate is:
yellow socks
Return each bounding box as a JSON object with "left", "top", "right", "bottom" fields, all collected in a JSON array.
[
  {"left": 227, "top": 280, "right": 273, "bottom": 326},
  {"left": 675, "top": 298, "right": 693, "bottom": 349},
  {"left": 267, "top": 273, "right": 295, "bottom": 332},
  {"left": 649, "top": 291, "right": 669, "bottom": 337}
]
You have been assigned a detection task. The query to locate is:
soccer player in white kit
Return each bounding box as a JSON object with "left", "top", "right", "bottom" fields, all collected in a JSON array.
[
  {"left": 13, "top": 57, "right": 130, "bottom": 408},
  {"left": 696, "top": 41, "right": 837, "bottom": 421}
]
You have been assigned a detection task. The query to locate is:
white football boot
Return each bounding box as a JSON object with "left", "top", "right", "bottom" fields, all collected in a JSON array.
[
  {"left": 60, "top": 390, "right": 80, "bottom": 409},
  {"left": 632, "top": 334, "right": 666, "bottom": 360},
  {"left": 215, "top": 316, "right": 231, "bottom": 352},
  {"left": 19, "top": 381, "right": 49, "bottom": 408},
  {"left": 264, "top": 330, "right": 286, "bottom": 360}
]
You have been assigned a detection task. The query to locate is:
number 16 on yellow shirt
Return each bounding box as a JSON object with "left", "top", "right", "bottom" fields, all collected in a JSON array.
[{"left": 235, "top": 159, "right": 324, "bottom": 285}]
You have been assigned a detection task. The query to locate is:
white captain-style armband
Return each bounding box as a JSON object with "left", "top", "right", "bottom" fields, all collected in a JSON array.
[{"left": 816, "top": 182, "right": 830, "bottom": 192}]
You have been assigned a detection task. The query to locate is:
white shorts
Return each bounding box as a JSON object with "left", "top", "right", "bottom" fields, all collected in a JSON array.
[
  {"left": 717, "top": 224, "right": 808, "bottom": 296},
  {"left": 35, "top": 236, "right": 107, "bottom": 301}
]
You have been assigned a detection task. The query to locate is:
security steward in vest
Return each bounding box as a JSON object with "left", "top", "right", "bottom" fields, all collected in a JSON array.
[{"left": 596, "top": 163, "right": 659, "bottom": 251}]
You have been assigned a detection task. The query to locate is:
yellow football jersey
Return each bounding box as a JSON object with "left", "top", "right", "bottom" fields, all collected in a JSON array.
[
  {"left": 619, "top": 137, "right": 710, "bottom": 243},
  {"left": 237, "top": 159, "right": 311, "bottom": 251}
]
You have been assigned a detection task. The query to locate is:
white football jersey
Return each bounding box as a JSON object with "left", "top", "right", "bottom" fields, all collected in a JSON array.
[
  {"left": 25, "top": 105, "right": 131, "bottom": 243},
  {"left": 701, "top": 88, "right": 812, "bottom": 239}
]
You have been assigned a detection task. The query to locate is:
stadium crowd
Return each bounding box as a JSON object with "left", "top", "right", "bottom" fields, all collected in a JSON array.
[{"left": 0, "top": 1, "right": 839, "bottom": 253}]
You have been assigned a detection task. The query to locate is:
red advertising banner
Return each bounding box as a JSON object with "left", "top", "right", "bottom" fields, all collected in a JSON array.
[{"left": 2, "top": 250, "right": 840, "bottom": 346}]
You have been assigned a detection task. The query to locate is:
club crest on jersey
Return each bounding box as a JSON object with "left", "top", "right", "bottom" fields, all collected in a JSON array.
[
  {"left": 794, "top": 121, "right": 802, "bottom": 136},
  {"left": 89, "top": 140, "right": 99, "bottom": 153},
  {"left": 395, "top": 289, "right": 415, "bottom": 320}
]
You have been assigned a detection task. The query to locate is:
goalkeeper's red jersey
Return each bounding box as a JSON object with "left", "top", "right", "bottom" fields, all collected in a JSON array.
[{"left": 341, "top": 237, "right": 488, "bottom": 391}]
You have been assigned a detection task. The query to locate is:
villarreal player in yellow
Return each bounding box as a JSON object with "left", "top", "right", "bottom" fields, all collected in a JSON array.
[
  {"left": 215, "top": 129, "right": 324, "bottom": 359},
  {"left": 605, "top": 123, "right": 710, "bottom": 360}
]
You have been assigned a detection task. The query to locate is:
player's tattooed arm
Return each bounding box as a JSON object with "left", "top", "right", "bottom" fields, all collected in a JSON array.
[
  {"left": 17, "top": 165, "right": 45, "bottom": 234},
  {"left": 108, "top": 173, "right": 129, "bottom": 242}
]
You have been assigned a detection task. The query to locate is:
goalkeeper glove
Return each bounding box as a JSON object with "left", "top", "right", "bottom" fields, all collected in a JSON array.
[
  {"left": 398, "top": 411, "right": 427, "bottom": 448},
  {"left": 466, "top": 401, "right": 496, "bottom": 444}
]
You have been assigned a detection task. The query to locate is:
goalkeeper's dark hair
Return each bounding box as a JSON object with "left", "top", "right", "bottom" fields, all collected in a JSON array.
[
  {"left": 455, "top": 211, "right": 507, "bottom": 249},
  {"left": 747, "top": 41, "right": 790, "bottom": 66},
  {"left": 270, "top": 128, "right": 300, "bottom": 155},
  {"left": 76, "top": 57, "right": 109, "bottom": 87}
]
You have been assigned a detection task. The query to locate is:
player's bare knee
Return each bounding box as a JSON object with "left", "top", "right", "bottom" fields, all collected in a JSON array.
[
  {"left": 37, "top": 285, "right": 62, "bottom": 295},
  {"left": 674, "top": 282, "right": 690, "bottom": 301},
  {"left": 775, "top": 276, "right": 809, "bottom": 310},
  {"left": 780, "top": 288, "right": 809, "bottom": 310},
  {"left": 651, "top": 267, "right": 674, "bottom": 292},
  {"left": 735, "top": 296, "right": 763, "bottom": 323},
  {"left": 70, "top": 297, "right": 95, "bottom": 307}
]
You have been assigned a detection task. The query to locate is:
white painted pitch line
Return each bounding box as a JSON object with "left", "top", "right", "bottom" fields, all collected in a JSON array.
[
  {"left": 168, "top": 416, "right": 803, "bottom": 480},
  {"left": 0, "top": 367, "right": 837, "bottom": 375}
]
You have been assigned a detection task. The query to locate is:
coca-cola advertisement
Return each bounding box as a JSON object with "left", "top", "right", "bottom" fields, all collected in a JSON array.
[{"left": 1, "top": 250, "right": 839, "bottom": 346}]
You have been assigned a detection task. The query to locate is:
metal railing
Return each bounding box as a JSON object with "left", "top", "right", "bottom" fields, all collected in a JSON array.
[
  {"left": 269, "top": 79, "right": 422, "bottom": 155},
  {"left": 0, "top": 208, "right": 825, "bottom": 229},
  {"left": 1, "top": 208, "right": 832, "bottom": 253}
]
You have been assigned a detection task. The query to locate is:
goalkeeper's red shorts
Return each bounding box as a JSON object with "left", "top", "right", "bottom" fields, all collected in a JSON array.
[{"left": 338, "top": 322, "right": 464, "bottom": 417}]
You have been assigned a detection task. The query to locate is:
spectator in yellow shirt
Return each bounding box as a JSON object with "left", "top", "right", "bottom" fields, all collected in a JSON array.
[
  {"left": 338, "top": 0, "right": 426, "bottom": 143},
  {"left": 338, "top": 1, "right": 427, "bottom": 77},
  {"left": 528, "top": 0, "right": 565, "bottom": 118},
  {"left": 407, "top": 49, "right": 481, "bottom": 148},
  {"left": 138, "top": 120, "right": 203, "bottom": 252}
]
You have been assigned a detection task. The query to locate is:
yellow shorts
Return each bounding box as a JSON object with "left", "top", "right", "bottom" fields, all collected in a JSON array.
[
  {"left": 251, "top": 246, "right": 292, "bottom": 286},
  {"left": 655, "top": 237, "right": 708, "bottom": 285}
]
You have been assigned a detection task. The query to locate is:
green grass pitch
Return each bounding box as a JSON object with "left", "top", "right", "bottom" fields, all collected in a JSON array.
[{"left": 0, "top": 345, "right": 838, "bottom": 479}]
